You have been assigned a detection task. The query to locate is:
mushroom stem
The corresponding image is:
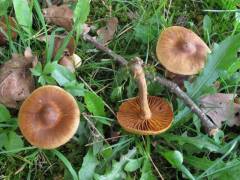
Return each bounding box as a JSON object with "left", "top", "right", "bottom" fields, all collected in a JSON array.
[{"left": 129, "top": 57, "right": 152, "bottom": 120}]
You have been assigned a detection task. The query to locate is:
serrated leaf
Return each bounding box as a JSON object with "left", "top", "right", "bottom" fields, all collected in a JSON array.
[
  {"left": 84, "top": 92, "right": 105, "bottom": 117},
  {"left": 4, "top": 131, "right": 24, "bottom": 151},
  {"left": 78, "top": 148, "right": 99, "bottom": 180},
  {"left": 0, "top": 104, "right": 11, "bottom": 122},
  {"left": 13, "top": 0, "right": 32, "bottom": 35}
]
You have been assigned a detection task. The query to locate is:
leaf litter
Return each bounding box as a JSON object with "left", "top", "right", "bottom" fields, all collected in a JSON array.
[
  {"left": 199, "top": 93, "right": 240, "bottom": 128},
  {"left": 0, "top": 48, "right": 36, "bottom": 108}
]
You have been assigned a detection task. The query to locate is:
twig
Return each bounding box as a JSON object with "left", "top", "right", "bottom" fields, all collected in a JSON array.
[
  {"left": 83, "top": 34, "right": 128, "bottom": 66},
  {"left": 150, "top": 75, "right": 218, "bottom": 135},
  {"left": 82, "top": 33, "right": 218, "bottom": 135}
]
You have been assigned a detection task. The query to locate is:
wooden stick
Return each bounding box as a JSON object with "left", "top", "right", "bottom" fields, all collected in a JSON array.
[{"left": 83, "top": 33, "right": 218, "bottom": 135}]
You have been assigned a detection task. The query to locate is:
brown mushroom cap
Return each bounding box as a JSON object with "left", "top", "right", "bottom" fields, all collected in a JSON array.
[
  {"left": 19, "top": 85, "right": 80, "bottom": 149},
  {"left": 156, "top": 26, "right": 210, "bottom": 75},
  {"left": 117, "top": 96, "right": 173, "bottom": 135}
]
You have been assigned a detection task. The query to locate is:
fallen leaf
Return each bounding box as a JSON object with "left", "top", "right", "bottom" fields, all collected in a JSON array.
[
  {"left": 97, "top": 17, "right": 118, "bottom": 44},
  {"left": 199, "top": 93, "right": 240, "bottom": 128},
  {"left": 38, "top": 35, "right": 76, "bottom": 59},
  {"left": 43, "top": 5, "right": 73, "bottom": 31},
  {"left": 0, "top": 16, "right": 17, "bottom": 45},
  {"left": 59, "top": 56, "right": 75, "bottom": 73},
  {"left": 0, "top": 48, "right": 36, "bottom": 108}
]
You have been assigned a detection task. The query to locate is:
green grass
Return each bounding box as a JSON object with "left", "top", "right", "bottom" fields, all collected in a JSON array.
[{"left": 1, "top": 0, "right": 240, "bottom": 179}]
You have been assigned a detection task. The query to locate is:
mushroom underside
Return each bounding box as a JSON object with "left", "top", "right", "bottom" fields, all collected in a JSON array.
[{"left": 117, "top": 96, "right": 173, "bottom": 135}]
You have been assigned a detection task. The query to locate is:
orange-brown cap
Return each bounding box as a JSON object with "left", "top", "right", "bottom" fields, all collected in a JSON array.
[
  {"left": 18, "top": 85, "right": 80, "bottom": 149},
  {"left": 156, "top": 26, "right": 210, "bottom": 75},
  {"left": 117, "top": 96, "right": 173, "bottom": 135}
]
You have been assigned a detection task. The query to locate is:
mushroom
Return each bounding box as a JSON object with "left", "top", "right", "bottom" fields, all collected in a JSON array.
[
  {"left": 0, "top": 16, "right": 17, "bottom": 45},
  {"left": 156, "top": 26, "right": 210, "bottom": 75},
  {"left": 18, "top": 85, "right": 80, "bottom": 149},
  {"left": 117, "top": 58, "right": 173, "bottom": 135}
]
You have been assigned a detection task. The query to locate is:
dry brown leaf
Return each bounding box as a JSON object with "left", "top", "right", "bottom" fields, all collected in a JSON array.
[
  {"left": 199, "top": 93, "right": 240, "bottom": 128},
  {"left": 43, "top": 5, "right": 73, "bottom": 31},
  {"left": 0, "top": 48, "right": 36, "bottom": 108},
  {"left": 59, "top": 56, "right": 75, "bottom": 73},
  {"left": 0, "top": 16, "right": 17, "bottom": 46},
  {"left": 59, "top": 54, "right": 82, "bottom": 72},
  {"left": 97, "top": 17, "right": 118, "bottom": 44},
  {"left": 38, "top": 35, "right": 76, "bottom": 59}
]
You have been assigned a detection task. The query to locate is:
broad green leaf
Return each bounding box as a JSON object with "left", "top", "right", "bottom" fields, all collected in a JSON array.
[
  {"left": 78, "top": 148, "right": 99, "bottom": 180},
  {"left": 186, "top": 34, "right": 240, "bottom": 99},
  {"left": 84, "top": 92, "right": 105, "bottom": 116},
  {"left": 208, "top": 160, "right": 240, "bottom": 180},
  {"left": 0, "top": 0, "right": 11, "bottom": 16},
  {"left": 51, "top": 64, "right": 76, "bottom": 86},
  {"left": 162, "top": 134, "right": 221, "bottom": 152},
  {"left": 140, "top": 159, "right": 157, "bottom": 180},
  {"left": 74, "top": 0, "right": 90, "bottom": 41},
  {"left": 94, "top": 148, "right": 136, "bottom": 180},
  {"left": 162, "top": 150, "right": 183, "bottom": 168},
  {"left": 43, "top": 62, "right": 57, "bottom": 74},
  {"left": 124, "top": 158, "right": 143, "bottom": 172},
  {"left": 0, "top": 104, "right": 11, "bottom": 122},
  {"left": 64, "top": 81, "right": 85, "bottom": 97},
  {"left": 52, "top": 150, "right": 78, "bottom": 180},
  {"left": 0, "top": 133, "right": 7, "bottom": 148},
  {"left": 161, "top": 150, "right": 195, "bottom": 180},
  {"left": 31, "top": 62, "right": 42, "bottom": 76},
  {"left": 74, "top": 0, "right": 90, "bottom": 23},
  {"left": 4, "top": 132, "right": 24, "bottom": 151},
  {"left": 185, "top": 155, "right": 216, "bottom": 171},
  {"left": 13, "top": 0, "right": 32, "bottom": 35},
  {"left": 203, "top": 15, "right": 212, "bottom": 36}
]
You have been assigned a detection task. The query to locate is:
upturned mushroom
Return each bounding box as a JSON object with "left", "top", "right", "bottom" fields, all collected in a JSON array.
[
  {"left": 117, "top": 58, "right": 173, "bottom": 135},
  {"left": 18, "top": 85, "right": 80, "bottom": 149},
  {"left": 156, "top": 26, "right": 210, "bottom": 75}
]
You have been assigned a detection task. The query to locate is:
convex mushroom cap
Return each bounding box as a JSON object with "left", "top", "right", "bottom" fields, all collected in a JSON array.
[
  {"left": 156, "top": 26, "right": 210, "bottom": 75},
  {"left": 19, "top": 85, "right": 80, "bottom": 149}
]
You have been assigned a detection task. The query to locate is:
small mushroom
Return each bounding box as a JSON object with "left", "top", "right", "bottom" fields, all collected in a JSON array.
[
  {"left": 18, "top": 85, "right": 80, "bottom": 149},
  {"left": 156, "top": 26, "right": 210, "bottom": 75},
  {"left": 0, "top": 16, "right": 17, "bottom": 45},
  {"left": 117, "top": 58, "right": 173, "bottom": 135}
]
